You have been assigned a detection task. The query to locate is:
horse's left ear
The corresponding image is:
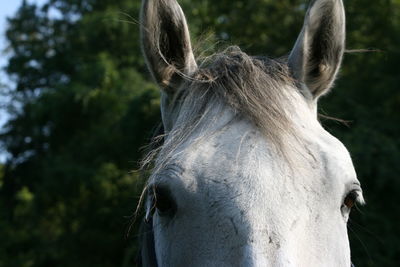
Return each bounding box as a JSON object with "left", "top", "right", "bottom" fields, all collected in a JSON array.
[
  {"left": 288, "top": 0, "right": 345, "bottom": 100},
  {"left": 140, "top": 0, "right": 197, "bottom": 93}
]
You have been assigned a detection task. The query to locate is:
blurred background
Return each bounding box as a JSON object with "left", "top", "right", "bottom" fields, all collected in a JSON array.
[{"left": 0, "top": 0, "right": 398, "bottom": 266}]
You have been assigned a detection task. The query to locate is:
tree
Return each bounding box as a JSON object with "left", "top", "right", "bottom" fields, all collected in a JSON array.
[{"left": 1, "top": 1, "right": 159, "bottom": 266}]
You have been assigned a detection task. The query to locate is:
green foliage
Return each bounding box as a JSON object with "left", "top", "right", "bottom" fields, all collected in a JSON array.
[
  {"left": 319, "top": 1, "right": 400, "bottom": 265},
  {"left": 0, "top": 0, "right": 399, "bottom": 266},
  {"left": 1, "top": 1, "right": 157, "bottom": 266}
]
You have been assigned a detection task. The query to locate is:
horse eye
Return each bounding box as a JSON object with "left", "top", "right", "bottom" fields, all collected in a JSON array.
[
  {"left": 151, "top": 186, "right": 176, "bottom": 217},
  {"left": 343, "top": 190, "right": 359, "bottom": 209}
]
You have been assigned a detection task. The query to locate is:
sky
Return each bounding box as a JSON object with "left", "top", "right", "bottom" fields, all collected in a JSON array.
[{"left": 0, "top": 0, "right": 47, "bottom": 162}]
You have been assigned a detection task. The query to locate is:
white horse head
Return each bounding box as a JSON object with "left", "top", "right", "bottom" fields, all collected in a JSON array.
[{"left": 138, "top": 0, "right": 364, "bottom": 266}]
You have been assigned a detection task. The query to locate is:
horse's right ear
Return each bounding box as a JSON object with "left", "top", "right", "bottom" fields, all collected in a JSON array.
[{"left": 140, "top": 0, "right": 197, "bottom": 93}]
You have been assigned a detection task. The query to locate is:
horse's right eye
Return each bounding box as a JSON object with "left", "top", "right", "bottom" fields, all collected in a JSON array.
[{"left": 151, "top": 186, "right": 176, "bottom": 217}]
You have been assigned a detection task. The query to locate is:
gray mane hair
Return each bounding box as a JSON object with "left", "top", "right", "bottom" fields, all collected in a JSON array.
[{"left": 141, "top": 46, "right": 301, "bottom": 174}]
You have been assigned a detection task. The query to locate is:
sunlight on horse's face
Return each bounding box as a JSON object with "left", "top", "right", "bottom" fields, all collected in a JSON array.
[
  {"left": 140, "top": 0, "right": 364, "bottom": 266},
  {"left": 149, "top": 89, "right": 362, "bottom": 266}
]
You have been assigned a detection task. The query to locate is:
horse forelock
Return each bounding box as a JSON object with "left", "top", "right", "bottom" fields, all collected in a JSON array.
[
  {"left": 141, "top": 46, "right": 303, "bottom": 173},
  {"left": 192, "top": 46, "right": 297, "bottom": 148}
]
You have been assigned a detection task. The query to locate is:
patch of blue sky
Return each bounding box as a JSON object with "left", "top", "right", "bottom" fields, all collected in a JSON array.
[{"left": 0, "top": 0, "right": 48, "bottom": 162}]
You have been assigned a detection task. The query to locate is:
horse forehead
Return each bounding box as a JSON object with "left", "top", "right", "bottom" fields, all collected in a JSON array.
[
  {"left": 178, "top": 119, "right": 261, "bottom": 172},
  {"left": 310, "top": 128, "right": 357, "bottom": 182},
  {"left": 162, "top": 99, "right": 357, "bottom": 194},
  {"left": 175, "top": 120, "right": 356, "bottom": 179}
]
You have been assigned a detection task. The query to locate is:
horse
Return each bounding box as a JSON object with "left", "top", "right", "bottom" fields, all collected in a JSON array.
[{"left": 137, "top": 0, "right": 364, "bottom": 266}]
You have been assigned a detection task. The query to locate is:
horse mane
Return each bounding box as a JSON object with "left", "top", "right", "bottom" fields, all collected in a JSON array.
[
  {"left": 192, "top": 46, "right": 297, "bottom": 150},
  {"left": 141, "top": 46, "right": 299, "bottom": 172}
]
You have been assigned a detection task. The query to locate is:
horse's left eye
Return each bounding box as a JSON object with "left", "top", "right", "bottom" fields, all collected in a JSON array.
[
  {"left": 341, "top": 188, "right": 364, "bottom": 221},
  {"left": 342, "top": 190, "right": 360, "bottom": 212},
  {"left": 344, "top": 191, "right": 358, "bottom": 209}
]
